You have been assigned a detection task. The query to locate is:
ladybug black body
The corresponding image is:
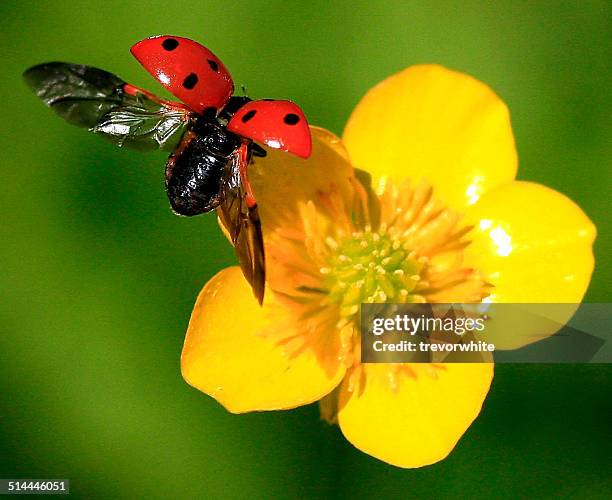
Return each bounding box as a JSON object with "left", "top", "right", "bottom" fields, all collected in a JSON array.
[
  {"left": 165, "top": 96, "right": 268, "bottom": 216},
  {"left": 24, "top": 36, "right": 313, "bottom": 304},
  {"left": 166, "top": 114, "right": 242, "bottom": 217}
]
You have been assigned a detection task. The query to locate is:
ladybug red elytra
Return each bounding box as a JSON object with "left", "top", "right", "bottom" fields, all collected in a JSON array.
[{"left": 23, "top": 35, "right": 313, "bottom": 304}]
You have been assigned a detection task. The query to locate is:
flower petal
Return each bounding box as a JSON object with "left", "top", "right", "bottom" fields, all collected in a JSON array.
[
  {"left": 250, "top": 126, "right": 355, "bottom": 237},
  {"left": 463, "top": 181, "right": 596, "bottom": 349},
  {"left": 342, "top": 65, "right": 517, "bottom": 210},
  {"left": 337, "top": 363, "right": 493, "bottom": 468},
  {"left": 181, "top": 267, "right": 345, "bottom": 413}
]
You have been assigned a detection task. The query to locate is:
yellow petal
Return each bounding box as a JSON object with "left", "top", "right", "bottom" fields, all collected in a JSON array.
[
  {"left": 250, "top": 126, "right": 355, "bottom": 237},
  {"left": 337, "top": 363, "right": 493, "bottom": 468},
  {"left": 181, "top": 267, "right": 345, "bottom": 413},
  {"left": 342, "top": 65, "right": 517, "bottom": 210},
  {"left": 463, "top": 181, "right": 596, "bottom": 349}
]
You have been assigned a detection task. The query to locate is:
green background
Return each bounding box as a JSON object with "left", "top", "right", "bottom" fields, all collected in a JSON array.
[{"left": 1, "top": 1, "right": 610, "bottom": 498}]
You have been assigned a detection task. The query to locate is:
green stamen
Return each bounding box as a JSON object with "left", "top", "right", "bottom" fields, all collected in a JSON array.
[{"left": 324, "top": 227, "right": 425, "bottom": 314}]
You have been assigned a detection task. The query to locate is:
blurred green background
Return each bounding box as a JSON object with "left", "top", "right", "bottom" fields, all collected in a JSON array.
[{"left": 1, "top": 1, "right": 610, "bottom": 498}]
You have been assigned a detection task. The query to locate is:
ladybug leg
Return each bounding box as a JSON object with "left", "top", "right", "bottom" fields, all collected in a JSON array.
[
  {"left": 251, "top": 143, "right": 267, "bottom": 158},
  {"left": 236, "top": 141, "right": 257, "bottom": 209}
]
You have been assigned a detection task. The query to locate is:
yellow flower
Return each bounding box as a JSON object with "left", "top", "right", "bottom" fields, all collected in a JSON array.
[{"left": 181, "top": 65, "right": 596, "bottom": 468}]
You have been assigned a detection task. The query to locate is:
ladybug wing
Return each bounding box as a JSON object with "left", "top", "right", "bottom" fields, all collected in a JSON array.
[
  {"left": 131, "top": 35, "right": 234, "bottom": 116},
  {"left": 91, "top": 86, "right": 191, "bottom": 151},
  {"left": 23, "top": 62, "right": 192, "bottom": 151},
  {"left": 216, "top": 143, "right": 266, "bottom": 304},
  {"left": 227, "top": 99, "right": 312, "bottom": 159}
]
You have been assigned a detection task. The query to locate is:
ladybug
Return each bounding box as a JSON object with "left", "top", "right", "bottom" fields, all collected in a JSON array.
[{"left": 23, "top": 35, "right": 312, "bottom": 304}]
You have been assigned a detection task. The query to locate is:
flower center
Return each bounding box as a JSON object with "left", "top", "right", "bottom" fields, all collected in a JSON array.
[
  {"left": 266, "top": 179, "right": 491, "bottom": 379},
  {"left": 323, "top": 226, "right": 427, "bottom": 318}
]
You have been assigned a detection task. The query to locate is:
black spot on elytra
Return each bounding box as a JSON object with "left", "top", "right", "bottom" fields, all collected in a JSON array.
[
  {"left": 241, "top": 110, "right": 256, "bottom": 123},
  {"left": 284, "top": 113, "right": 300, "bottom": 125},
  {"left": 162, "top": 38, "right": 179, "bottom": 51},
  {"left": 182, "top": 73, "right": 198, "bottom": 89},
  {"left": 207, "top": 59, "right": 219, "bottom": 71}
]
